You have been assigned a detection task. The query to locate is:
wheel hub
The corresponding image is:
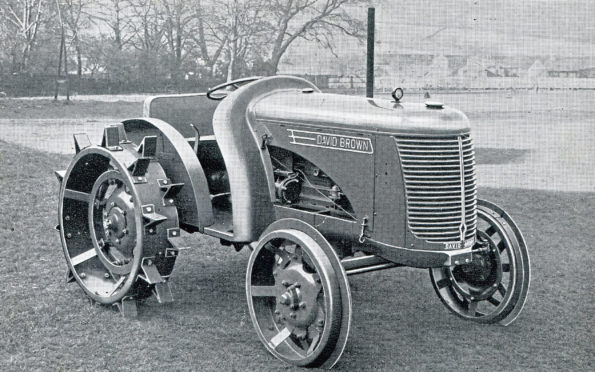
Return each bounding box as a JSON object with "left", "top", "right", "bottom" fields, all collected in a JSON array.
[
  {"left": 449, "top": 232, "right": 503, "bottom": 301},
  {"left": 275, "top": 260, "right": 321, "bottom": 329},
  {"left": 89, "top": 171, "right": 138, "bottom": 274},
  {"left": 104, "top": 207, "right": 126, "bottom": 238}
]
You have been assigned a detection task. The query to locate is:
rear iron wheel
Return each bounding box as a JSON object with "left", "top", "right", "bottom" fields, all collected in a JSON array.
[
  {"left": 430, "top": 200, "right": 530, "bottom": 325},
  {"left": 57, "top": 126, "right": 181, "bottom": 307},
  {"left": 246, "top": 227, "right": 350, "bottom": 368}
]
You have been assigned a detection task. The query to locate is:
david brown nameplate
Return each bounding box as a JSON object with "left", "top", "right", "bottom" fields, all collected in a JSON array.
[{"left": 287, "top": 129, "right": 374, "bottom": 154}]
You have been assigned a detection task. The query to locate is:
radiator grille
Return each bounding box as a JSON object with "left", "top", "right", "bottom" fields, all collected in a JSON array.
[{"left": 395, "top": 133, "right": 477, "bottom": 244}]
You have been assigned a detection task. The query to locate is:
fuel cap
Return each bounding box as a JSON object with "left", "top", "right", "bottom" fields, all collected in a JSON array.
[{"left": 425, "top": 100, "right": 444, "bottom": 109}]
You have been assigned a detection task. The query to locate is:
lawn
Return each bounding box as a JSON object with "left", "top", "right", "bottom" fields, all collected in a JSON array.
[
  {"left": 1, "top": 90, "right": 593, "bottom": 370},
  {"left": 0, "top": 135, "right": 593, "bottom": 371}
]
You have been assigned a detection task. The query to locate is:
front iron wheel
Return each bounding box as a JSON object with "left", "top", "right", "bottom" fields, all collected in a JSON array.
[
  {"left": 430, "top": 200, "right": 530, "bottom": 325},
  {"left": 246, "top": 228, "right": 348, "bottom": 368}
]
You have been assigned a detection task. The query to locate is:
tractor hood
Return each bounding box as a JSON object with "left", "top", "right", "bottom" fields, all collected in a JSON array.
[{"left": 248, "top": 90, "right": 470, "bottom": 135}]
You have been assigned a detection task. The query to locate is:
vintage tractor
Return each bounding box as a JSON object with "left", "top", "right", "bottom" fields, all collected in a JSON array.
[{"left": 55, "top": 75, "right": 530, "bottom": 368}]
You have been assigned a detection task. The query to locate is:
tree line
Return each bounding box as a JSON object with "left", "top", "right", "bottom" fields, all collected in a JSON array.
[{"left": 0, "top": 0, "right": 366, "bottom": 86}]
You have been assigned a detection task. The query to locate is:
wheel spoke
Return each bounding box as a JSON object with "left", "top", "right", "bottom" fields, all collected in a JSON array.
[
  {"left": 497, "top": 283, "right": 507, "bottom": 296},
  {"left": 104, "top": 183, "right": 117, "bottom": 200},
  {"left": 107, "top": 247, "right": 127, "bottom": 264},
  {"left": 70, "top": 249, "right": 97, "bottom": 266},
  {"left": 64, "top": 189, "right": 90, "bottom": 203},
  {"left": 485, "top": 225, "right": 497, "bottom": 236},
  {"left": 107, "top": 275, "right": 127, "bottom": 297},
  {"left": 269, "top": 327, "right": 293, "bottom": 350},
  {"left": 307, "top": 328, "right": 321, "bottom": 354},
  {"left": 466, "top": 299, "right": 479, "bottom": 316},
  {"left": 251, "top": 285, "right": 277, "bottom": 297},
  {"left": 293, "top": 245, "right": 303, "bottom": 261},
  {"left": 436, "top": 278, "right": 450, "bottom": 289},
  {"left": 497, "top": 241, "right": 506, "bottom": 252},
  {"left": 487, "top": 296, "right": 501, "bottom": 306},
  {"left": 269, "top": 245, "right": 292, "bottom": 268}
]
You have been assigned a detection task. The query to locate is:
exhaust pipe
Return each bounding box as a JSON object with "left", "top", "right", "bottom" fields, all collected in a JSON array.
[{"left": 366, "top": 7, "right": 375, "bottom": 98}]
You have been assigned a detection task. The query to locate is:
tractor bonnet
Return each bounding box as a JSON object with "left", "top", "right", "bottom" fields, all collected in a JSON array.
[{"left": 248, "top": 90, "right": 471, "bottom": 135}]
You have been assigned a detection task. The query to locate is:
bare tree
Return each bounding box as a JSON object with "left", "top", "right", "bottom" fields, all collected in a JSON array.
[
  {"left": 127, "top": 0, "right": 164, "bottom": 53},
  {"left": 262, "top": 0, "right": 365, "bottom": 75},
  {"left": 59, "top": 0, "right": 92, "bottom": 76},
  {"left": 0, "top": 0, "right": 46, "bottom": 73},
  {"left": 159, "top": 0, "right": 195, "bottom": 81},
  {"left": 90, "top": 0, "right": 133, "bottom": 50},
  {"left": 214, "top": 0, "right": 269, "bottom": 81},
  {"left": 190, "top": 0, "right": 228, "bottom": 78}
]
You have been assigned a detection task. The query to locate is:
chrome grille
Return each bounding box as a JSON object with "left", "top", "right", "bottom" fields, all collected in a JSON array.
[{"left": 395, "top": 133, "right": 477, "bottom": 243}]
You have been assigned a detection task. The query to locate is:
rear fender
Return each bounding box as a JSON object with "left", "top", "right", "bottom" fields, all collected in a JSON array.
[{"left": 123, "top": 118, "right": 214, "bottom": 232}]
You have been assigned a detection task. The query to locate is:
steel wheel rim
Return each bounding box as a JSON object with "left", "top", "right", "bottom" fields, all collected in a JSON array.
[
  {"left": 59, "top": 149, "right": 143, "bottom": 304},
  {"left": 246, "top": 229, "right": 342, "bottom": 367}
]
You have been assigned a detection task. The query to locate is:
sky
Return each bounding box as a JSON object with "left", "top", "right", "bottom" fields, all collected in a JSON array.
[
  {"left": 371, "top": 0, "right": 595, "bottom": 57},
  {"left": 280, "top": 0, "right": 595, "bottom": 74}
]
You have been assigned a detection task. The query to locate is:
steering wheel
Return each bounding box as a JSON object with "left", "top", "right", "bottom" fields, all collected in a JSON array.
[{"left": 206, "top": 76, "right": 262, "bottom": 100}]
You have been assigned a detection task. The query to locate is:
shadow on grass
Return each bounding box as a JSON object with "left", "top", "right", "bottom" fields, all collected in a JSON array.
[{"left": 476, "top": 147, "right": 530, "bottom": 165}]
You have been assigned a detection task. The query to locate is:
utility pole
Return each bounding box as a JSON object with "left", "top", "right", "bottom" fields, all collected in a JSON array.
[{"left": 54, "top": 0, "right": 70, "bottom": 101}]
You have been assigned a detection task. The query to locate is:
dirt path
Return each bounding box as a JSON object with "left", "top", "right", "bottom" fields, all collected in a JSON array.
[{"left": 1, "top": 90, "right": 593, "bottom": 192}]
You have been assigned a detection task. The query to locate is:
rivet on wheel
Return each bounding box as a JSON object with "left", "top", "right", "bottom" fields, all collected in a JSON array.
[
  {"left": 493, "top": 283, "right": 498, "bottom": 288},
  {"left": 148, "top": 228, "right": 154, "bottom": 234},
  {"left": 66, "top": 233, "right": 72, "bottom": 239},
  {"left": 110, "top": 202, "right": 115, "bottom": 207},
  {"left": 163, "top": 180, "right": 168, "bottom": 184},
  {"left": 168, "top": 199, "right": 174, "bottom": 204},
  {"left": 147, "top": 260, "right": 153, "bottom": 266},
  {"left": 465, "top": 258, "right": 470, "bottom": 263},
  {"left": 104, "top": 273, "right": 110, "bottom": 279},
  {"left": 115, "top": 238, "right": 121, "bottom": 244},
  {"left": 80, "top": 272, "right": 86, "bottom": 279},
  {"left": 65, "top": 215, "right": 70, "bottom": 221},
  {"left": 137, "top": 177, "right": 143, "bottom": 181},
  {"left": 172, "top": 231, "right": 177, "bottom": 236},
  {"left": 454, "top": 260, "right": 460, "bottom": 265},
  {"left": 470, "top": 296, "right": 475, "bottom": 301}
]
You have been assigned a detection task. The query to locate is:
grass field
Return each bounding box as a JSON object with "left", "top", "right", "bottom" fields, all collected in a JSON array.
[{"left": 0, "top": 92, "right": 593, "bottom": 371}]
